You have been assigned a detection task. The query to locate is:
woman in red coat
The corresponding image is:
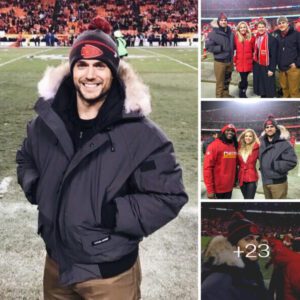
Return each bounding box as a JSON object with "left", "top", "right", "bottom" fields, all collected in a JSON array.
[
  {"left": 234, "top": 21, "right": 255, "bottom": 97},
  {"left": 237, "top": 129, "right": 259, "bottom": 199}
]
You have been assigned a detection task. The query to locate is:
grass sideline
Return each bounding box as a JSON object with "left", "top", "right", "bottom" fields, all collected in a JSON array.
[{"left": 0, "top": 47, "right": 198, "bottom": 299}]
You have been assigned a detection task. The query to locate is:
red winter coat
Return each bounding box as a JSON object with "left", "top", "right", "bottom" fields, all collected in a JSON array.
[
  {"left": 268, "top": 238, "right": 300, "bottom": 300},
  {"left": 203, "top": 138, "right": 237, "bottom": 194},
  {"left": 234, "top": 35, "right": 255, "bottom": 73},
  {"left": 237, "top": 142, "right": 259, "bottom": 187}
]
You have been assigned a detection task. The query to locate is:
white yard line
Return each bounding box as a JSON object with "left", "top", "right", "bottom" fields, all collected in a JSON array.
[
  {"left": 0, "top": 176, "right": 12, "bottom": 194},
  {"left": 136, "top": 48, "right": 198, "bottom": 71},
  {"left": 0, "top": 48, "right": 52, "bottom": 68}
]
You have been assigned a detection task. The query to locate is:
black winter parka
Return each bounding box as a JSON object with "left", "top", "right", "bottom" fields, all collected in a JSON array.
[{"left": 16, "top": 60, "right": 188, "bottom": 285}]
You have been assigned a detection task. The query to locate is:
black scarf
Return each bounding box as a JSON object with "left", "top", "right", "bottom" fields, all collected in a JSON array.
[{"left": 51, "top": 75, "right": 126, "bottom": 150}]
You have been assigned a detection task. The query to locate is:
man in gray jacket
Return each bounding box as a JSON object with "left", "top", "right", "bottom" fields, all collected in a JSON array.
[
  {"left": 259, "top": 115, "right": 297, "bottom": 199},
  {"left": 206, "top": 13, "right": 234, "bottom": 98},
  {"left": 16, "top": 17, "right": 188, "bottom": 299}
]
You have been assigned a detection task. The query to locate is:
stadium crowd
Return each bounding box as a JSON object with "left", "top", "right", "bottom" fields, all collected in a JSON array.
[
  {"left": 202, "top": 0, "right": 300, "bottom": 18},
  {"left": 201, "top": 102, "right": 300, "bottom": 141},
  {"left": 202, "top": 102, "right": 299, "bottom": 122},
  {"left": 202, "top": 207, "right": 300, "bottom": 238},
  {"left": 0, "top": 0, "right": 197, "bottom": 41}
]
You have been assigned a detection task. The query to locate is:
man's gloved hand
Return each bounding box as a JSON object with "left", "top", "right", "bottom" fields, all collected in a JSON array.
[{"left": 101, "top": 201, "right": 117, "bottom": 229}]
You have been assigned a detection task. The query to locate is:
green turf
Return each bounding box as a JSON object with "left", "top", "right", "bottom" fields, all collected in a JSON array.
[{"left": 0, "top": 47, "right": 197, "bottom": 203}]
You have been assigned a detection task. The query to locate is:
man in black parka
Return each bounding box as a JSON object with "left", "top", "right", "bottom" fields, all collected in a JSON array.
[
  {"left": 16, "top": 17, "right": 188, "bottom": 299},
  {"left": 273, "top": 16, "right": 300, "bottom": 98},
  {"left": 259, "top": 115, "right": 297, "bottom": 199},
  {"left": 206, "top": 13, "right": 234, "bottom": 98}
]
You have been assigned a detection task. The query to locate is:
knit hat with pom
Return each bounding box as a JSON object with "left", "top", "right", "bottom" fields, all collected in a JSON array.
[
  {"left": 69, "top": 17, "right": 119, "bottom": 75},
  {"left": 218, "top": 12, "right": 228, "bottom": 21},
  {"left": 264, "top": 115, "right": 278, "bottom": 129},
  {"left": 227, "top": 212, "right": 260, "bottom": 245}
]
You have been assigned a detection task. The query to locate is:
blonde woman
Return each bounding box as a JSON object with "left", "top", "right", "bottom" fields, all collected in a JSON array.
[
  {"left": 234, "top": 21, "right": 255, "bottom": 97},
  {"left": 238, "top": 129, "right": 260, "bottom": 199}
]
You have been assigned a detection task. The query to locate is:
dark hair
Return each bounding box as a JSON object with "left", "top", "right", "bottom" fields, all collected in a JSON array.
[{"left": 257, "top": 20, "right": 267, "bottom": 27}]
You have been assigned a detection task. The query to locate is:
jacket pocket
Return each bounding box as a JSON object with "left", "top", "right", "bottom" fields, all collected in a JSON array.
[
  {"left": 80, "top": 229, "right": 140, "bottom": 260},
  {"left": 37, "top": 212, "right": 54, "bottom": 247},
  {"left": 81, "top": 230, "right": 113, "bottom": 256}
]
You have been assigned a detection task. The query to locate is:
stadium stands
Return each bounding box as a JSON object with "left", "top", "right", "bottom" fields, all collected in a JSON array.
[
  {"left": 202, "top": 203, "right": 300, "bottom": 238},
  {"left": 0, "top": 0, "right": 198, "bottom": 40},
  {"left": 201, "top": 102, "right": 300, "bottom": 141},
  {"left": 202, "top": 0, "right": 300, "bottom": 18}
]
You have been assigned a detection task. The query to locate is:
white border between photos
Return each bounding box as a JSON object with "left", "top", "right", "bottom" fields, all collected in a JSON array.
[{"left": 198, "top": 9, "right": 300, "bottom": 298}]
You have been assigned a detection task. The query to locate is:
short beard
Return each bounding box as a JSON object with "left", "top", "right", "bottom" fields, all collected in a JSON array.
[
  {"left": 266, "top": 132, "right": 276, "bottom": 138},
  {"left": 76, "top": 87, "right": 110, "bottom": 106}
]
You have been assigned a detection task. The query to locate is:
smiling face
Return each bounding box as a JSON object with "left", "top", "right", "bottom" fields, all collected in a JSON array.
[
  {"left": 278, "top": 21, "right": 289, "bottom": 32},
  {"left": 225, "top": 129, "right": 235, "bottom": 140},
  {"left": 239, "top": 23, "right": 247, "bottom": 35},
  {"left": 265, "top": 124, "right": 276, "bottom": 137},
  {"left": 219, "top": 18, "right": 228, "bottom": 28},
  {"left": 244, "top": 131, "right": 254, "bottom": 145},
  {"left": 73, "top": 59, "right": 113, "bottom": 104},
  {"left": 237, "top": 235, "right": 259, "bottom": 261},
  {"left": 257, "top": 23, "right": 266, "bottom": 35}
]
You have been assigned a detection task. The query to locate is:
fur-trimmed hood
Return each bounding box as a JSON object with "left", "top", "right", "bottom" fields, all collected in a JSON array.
[
  {"left": 37, "top": 60, "right": 151, "bottom": 116},
  {"left": 210, "top": 19, "right": 232, "bottom": 31},
  {"left": 210, "top": 19, "right": 219, "bottom": 29},
  {"left": 260, "top": 125, "right": 290, "bottom": 141},
  {"left": 203, "top": 235, "right": 244, "bottom": 268}
]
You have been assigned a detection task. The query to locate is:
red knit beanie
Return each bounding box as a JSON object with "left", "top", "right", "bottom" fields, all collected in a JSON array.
[
  {"left": 263, "top": 115, "right": 278, "bottom": 129},
  {"left": 218, "top": 13, "right": 228, "bottom": 21}
]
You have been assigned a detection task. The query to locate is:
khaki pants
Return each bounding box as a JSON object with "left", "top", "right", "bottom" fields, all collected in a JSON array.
[
  {"left": 43, "top": 255, "right": 142, "bottom": 300},
  {"left": 263, "top": 182, "right": 288, "bottom": 199},
  {"left": 214, "top": 61, "right": 233, "bottom": 98},
  {"left": 279, "top": 67, "right": 300, "bottom": 98}
]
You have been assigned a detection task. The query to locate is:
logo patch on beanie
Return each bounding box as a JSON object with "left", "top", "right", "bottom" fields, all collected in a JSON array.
[
  {"left": 250, "top": 225, "right": 259, "bottom": 234},
  {"left": 81, "top": 44, "right": 103, "bottom": 59}
]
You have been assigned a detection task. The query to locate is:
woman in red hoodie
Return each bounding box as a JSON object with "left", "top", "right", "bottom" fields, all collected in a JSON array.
[
  {"left": 234, "top": 21, "right": 255, "bottom": 98},
  {"left": 237, "top": 129, "right": 259, "bottom": 199}
]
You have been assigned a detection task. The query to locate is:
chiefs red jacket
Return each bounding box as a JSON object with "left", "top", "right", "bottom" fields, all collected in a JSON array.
[
  {"left": 203, "top": 138, "right": 237, "bottom": 194},
  {"left": 268, "top": 238, "right": 300, "bottom": 300}
]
